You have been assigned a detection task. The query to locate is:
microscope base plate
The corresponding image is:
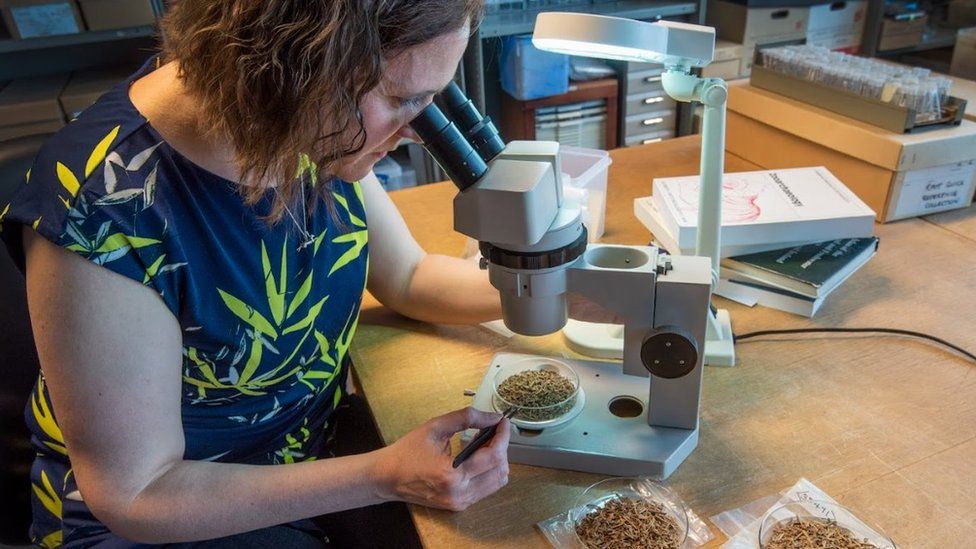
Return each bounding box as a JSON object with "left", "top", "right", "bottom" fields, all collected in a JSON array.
[
  {"left": 465, "top": 352, "right": 699, "bottom": 479},
  {"left": 562, "top": 308, "right": 736, "bottom": 367}
]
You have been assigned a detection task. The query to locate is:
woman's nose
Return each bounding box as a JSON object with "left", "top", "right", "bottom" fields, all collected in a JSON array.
[{"left": 398, "top": 124, "right": 421, "bottom": 144}]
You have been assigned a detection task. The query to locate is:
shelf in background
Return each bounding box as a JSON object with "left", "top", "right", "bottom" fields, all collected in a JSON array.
[
  {"left": 0, "top": 26, "right": 155, "bottom": 54},
  {"left": 480, "top": 0, "right": 698, "bottom": 38},
  {"left": 876, "top": 26, "right": 959, "bottom": 57}
]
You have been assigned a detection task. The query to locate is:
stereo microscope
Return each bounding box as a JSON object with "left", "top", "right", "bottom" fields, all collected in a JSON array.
[{"left": 410, "top": 45, "right": 714, "bottom": 478}]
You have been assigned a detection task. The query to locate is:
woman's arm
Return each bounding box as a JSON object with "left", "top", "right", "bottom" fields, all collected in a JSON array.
[
  {"left": 23, "top": 231, "right": 509, "bottom": 543},
  {"left": 362, "top": 172, "right": 503, "bottom": 325}
]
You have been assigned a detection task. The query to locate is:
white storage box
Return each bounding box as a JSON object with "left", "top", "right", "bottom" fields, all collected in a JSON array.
[
  {"left": 559, "top": 146, "right": 612, "bottom": 242},
  {"left": 807, "top": 0, "right": 867, "bottom": 53},
  {"left": 706, "top": 0, "right": 810, "bottom": 46}
]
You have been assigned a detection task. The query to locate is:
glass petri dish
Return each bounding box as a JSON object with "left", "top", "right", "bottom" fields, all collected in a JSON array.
[
  {"left": 571, "top": 477, "right": 689, "bottom": 549},
  {"left": 491, "top": 357, "right": 580, "bottom": 428},
  {"left": 758, "top": 499, "right": 897, "bottom": 549}
]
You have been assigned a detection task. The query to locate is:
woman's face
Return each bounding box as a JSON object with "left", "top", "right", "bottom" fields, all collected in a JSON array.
[{"left": 330, "top": 24, "right": 471, "bottom": 182}]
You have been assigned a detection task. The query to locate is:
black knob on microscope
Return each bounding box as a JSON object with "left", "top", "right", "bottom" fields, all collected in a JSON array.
[{"left": 640, "top": 327, "right": 699, "bottom": 379}]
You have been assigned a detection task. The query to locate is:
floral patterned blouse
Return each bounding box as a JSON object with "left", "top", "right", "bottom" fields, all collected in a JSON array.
[{"left": 0, "top": 57, "right": 369, "bottom": 548}]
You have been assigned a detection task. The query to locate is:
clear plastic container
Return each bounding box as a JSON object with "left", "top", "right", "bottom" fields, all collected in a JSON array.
[
  {"left": 372, "top": 155, "right": 403, "bottom": 191},
  {"left": 559, "top": 146, "right": 612, "bottom": 242},
  {"left": 758, "top": 500, "right": 897, "bottom": 548},
  {"left": 572, "top": 477, "right": 690, "bottom": 549},
  {"left": 491, "top": 356, "right": 581, "bottom": 428}
]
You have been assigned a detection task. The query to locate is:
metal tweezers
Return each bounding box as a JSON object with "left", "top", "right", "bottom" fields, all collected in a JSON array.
[{"left": 452, "top": 407, "right": 518, "bottom": 469}]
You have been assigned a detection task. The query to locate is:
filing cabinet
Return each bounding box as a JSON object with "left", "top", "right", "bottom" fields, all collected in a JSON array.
[{"left": 619, "top": 62, "right": 677, "bottom": 147}]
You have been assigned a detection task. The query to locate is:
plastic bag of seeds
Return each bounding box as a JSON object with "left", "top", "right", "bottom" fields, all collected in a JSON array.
[
  {"left": 537, "top": 477, "right": 714, "bottom": 548},
  {"left": 711, "top": 478, "right": 895, "bottom": 549}
]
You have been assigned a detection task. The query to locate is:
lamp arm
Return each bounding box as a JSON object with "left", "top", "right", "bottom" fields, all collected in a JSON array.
[{"left": 661, "top": 71, "right": 727, "bottom": 288}]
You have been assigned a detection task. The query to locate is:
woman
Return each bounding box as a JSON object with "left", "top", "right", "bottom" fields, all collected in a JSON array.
[{"left": 0, "top": 1, "right": 512, "bottom": 546}]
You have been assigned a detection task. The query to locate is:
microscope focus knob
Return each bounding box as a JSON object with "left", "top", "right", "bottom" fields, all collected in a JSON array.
[{"left": 640, "top": 327, "right": 698, "bottom": 379}]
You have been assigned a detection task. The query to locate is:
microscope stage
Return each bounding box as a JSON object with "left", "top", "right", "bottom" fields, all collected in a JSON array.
[{"left": 466, "top": 352, "right": 699, "bottom": 479}]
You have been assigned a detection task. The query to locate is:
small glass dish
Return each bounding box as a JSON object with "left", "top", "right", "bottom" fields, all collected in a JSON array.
[
  {"left": 758, "top": 500, "right": 897, "bottom": 548},
  {"left": 571, "top": 477, "right": 689, "bottom": 549},
  {"left": 491, "top": 356, "right": 582, "bottom": 429}
]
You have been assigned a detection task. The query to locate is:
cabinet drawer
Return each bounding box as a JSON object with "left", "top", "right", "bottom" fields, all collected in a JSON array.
[
  {"left": 624, "top": 91, "right": 676, "bottom": 118},
  {"left": 627, "top": 61, "right": 664, "bottom": 73},
  {"left": 625, "top": 69, "right": 665, "bottom": 96},
  {"left": 625, "top": 129, "right": 675, "bottom": 147},
  {"left": 623, "top": 109, "right": 677, "bottom": 138}
]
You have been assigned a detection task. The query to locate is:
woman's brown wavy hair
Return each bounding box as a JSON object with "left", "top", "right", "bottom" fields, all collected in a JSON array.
[{"left": 159, "top": 0, "right": 483, "bottom": 221}]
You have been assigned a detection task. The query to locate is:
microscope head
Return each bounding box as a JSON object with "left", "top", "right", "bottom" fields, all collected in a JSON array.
[{"left": 410, "top": 84, "right": 587, "bottom": 335}]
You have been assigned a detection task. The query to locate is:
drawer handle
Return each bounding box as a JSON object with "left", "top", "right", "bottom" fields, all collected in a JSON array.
[
  {"left": 642, "top": 138, "right": 663, "bottom": 145},
  {"left": 641, "top": 117, "right": 665, "bottom": 126},
  {"left": 644, "top": 76, "right": 662, "bottom": 83},
  {"left": 642, "top": 97, "right": 665, "bottom": 105}
]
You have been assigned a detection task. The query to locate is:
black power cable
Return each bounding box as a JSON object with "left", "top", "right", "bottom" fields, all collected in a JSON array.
[{"left": 733, "top": 327, "right": 976, "bottom": 363}]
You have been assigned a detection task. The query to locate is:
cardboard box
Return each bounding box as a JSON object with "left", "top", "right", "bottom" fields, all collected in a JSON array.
[
  {"left": 806, "top": 0, "right": 866, "bottom": 53},
  {"left": 0, "top": 0, "right": 84, "bottom": 39},
  {"left": 951, "top": 27, "right": 976, "bottom": 80},
  {"left": 707, "top": 0, "right": 809, "bottom": 46},
  {"left": 878, "top": 14, "right": 928, "bottom": 52},
  {"left": 712, "top": 39, "right": 745, "bottom": 63},
  {"left": 703, "top": 58, "right": 743, "bottom": 80},
  {"left": 59, "top": 65, "right": 131, "bottom": 119},
  {"left": 702, "top": 40, "right": 747, "bottom": 80},
  {"left": 726, "top": 81, "right": 976, "bottom": 222},
  {"left": 78, "top": 0, "right": 155, "bottom": 31},
  {"left": 0, "top": 73, "right": 68, "bottom": 128}
]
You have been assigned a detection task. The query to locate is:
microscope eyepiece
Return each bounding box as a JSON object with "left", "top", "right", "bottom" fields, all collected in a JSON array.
[
  {"left": 436, "top": 82, "right": 505, "bottom": 164},
  {"left": 410, "top": 101, "right": 488, "bottom": 192},
  {"left": 409, "top": 82, "right": 504, "bottom": 192}
]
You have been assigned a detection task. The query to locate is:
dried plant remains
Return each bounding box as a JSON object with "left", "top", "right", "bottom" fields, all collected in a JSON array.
[
  {"left": 496, "top": 368, "right": 575, "bottom": 421},
  {"left": 575, "top": 497, "right": 682, "bottom": 549},
  {"left": 766, "top": 519, "right": 879, "bottom": 549}
]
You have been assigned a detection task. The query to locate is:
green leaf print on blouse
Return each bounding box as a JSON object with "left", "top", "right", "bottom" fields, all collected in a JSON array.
[
  {"left": 56, "top": 135, "right": 179, "bottom": 276},
  {"left": 62, "top": 202, "right": 162, "bottom": 265},
  {"left": 328, "top": 185, "right": 368, "bottom": 277},
  {"left": 53, "top": 125, "right": 122, "bottom": 209},
  {"left": 31, "top": 375, "right": 67, "bottom": 456},
  {"left": 31, "top": 468, "right": 63, "bottom": 548},
  {"left": 187, "top": 234, "right": 339, "bottom": 399}
]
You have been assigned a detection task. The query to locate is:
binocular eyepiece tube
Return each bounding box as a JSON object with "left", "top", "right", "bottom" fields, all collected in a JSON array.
[{"left": 409, "top": 82, "right": 504, "bottom": 192}]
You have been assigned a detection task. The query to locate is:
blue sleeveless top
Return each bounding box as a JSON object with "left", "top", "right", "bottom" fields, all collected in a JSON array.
[{"left": 0, "top": 58, "right": 369, "bottom": 547}]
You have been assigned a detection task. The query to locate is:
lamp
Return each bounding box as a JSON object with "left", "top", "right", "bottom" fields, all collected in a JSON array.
[{"left": 535, "top": 13, "right": 736, "bottom": 366}]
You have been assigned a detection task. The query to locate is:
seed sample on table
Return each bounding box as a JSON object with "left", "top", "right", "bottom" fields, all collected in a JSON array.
[{"left": 575, "top": 497, "right": 683, "bottom": 549}]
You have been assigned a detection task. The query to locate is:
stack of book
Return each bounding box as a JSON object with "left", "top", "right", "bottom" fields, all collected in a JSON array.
[
  {"left": 715, "top": 238, "right": 880, "bottom": 316},
  {"left": 634, "top": 166, "right": 879, "bottom": 317}
]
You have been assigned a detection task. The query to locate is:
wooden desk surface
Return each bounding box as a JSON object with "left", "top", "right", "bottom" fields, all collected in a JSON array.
[{"left": 350, "top": 136, "right": 976, "bottom": 548}]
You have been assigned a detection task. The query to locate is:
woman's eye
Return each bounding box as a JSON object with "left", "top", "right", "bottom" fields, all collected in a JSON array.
[{"left": 399, "top": 95, "right": 430, "bottom": 110}]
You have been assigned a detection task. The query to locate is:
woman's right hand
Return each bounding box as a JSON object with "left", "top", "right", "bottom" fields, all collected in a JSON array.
[{"left": 372, "top": 407, "right": 511, "bottom": 511}]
